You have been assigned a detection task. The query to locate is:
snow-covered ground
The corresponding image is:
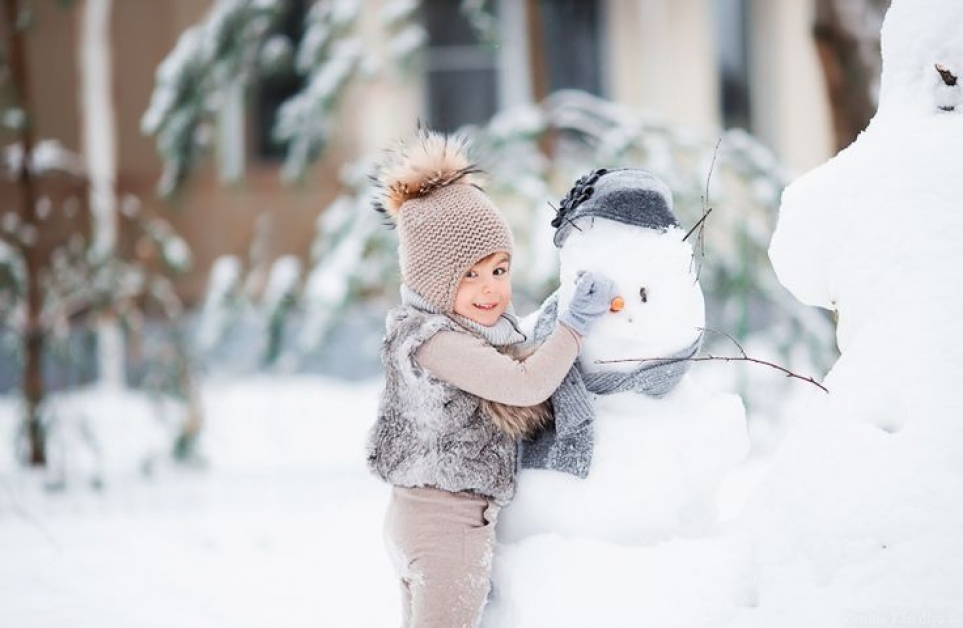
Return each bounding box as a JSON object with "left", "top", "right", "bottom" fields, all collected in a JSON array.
[
  {"left": 0, "top": 378, "right": 398, "bottom": 628},
  {"left": 0, "top": 368, "right": 775, "bottom": 628}
]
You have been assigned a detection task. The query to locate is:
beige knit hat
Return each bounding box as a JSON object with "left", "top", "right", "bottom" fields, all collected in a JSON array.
[{"left": 375, "top": 130, "right": 514, "bottom": 312}]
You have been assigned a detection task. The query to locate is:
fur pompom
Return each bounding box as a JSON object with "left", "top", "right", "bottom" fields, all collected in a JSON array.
[{"left": 373, "top": 129, "right": 481, "bottom": 218}]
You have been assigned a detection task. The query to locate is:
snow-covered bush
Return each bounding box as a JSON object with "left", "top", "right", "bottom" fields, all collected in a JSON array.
[{"left": 0, "top": 139, "right": 201, "bottom": 468}]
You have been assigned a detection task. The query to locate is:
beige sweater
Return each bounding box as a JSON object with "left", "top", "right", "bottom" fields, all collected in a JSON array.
[{"left": 414, "top": 323, "right": 581, "bottom": 407}]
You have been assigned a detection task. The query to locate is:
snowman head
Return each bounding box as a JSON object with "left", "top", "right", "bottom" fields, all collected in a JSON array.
[
  {"left": 878, "top": 0, "right": 963, "bottom": 117},
  {"left": 552, "top": 169, "right": 705, "bottom": 374}
]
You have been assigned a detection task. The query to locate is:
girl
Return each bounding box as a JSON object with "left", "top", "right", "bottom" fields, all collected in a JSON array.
[{"left": 366, "top": 130, "right": 615, "bottom": 628}]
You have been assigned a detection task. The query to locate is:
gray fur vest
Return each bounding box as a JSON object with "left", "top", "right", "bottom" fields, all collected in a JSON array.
[{"left": 366, "top": 306, "right": 518, "bottom": 504}]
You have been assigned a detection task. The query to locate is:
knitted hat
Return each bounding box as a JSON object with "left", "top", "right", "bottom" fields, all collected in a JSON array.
[
  {"left": 374, "top": 130, "right": 514, "bottom": 312},
  {"left": 551, "top": 168, "right": 679, "bottom": 247}
]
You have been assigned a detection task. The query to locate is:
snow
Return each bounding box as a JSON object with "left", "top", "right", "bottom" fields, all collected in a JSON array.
[
  {"left": 387, "top": 23, "right": 427, "bottom": 61},
  {"left": 300, "top": 194, "right": 379, "bottom": 349},
  {"left": 3, "top": 140, "right": 85, "bottom": 178},
  {"left": 499, "top": 377, "right": 747, "bottom": 546},
  {"left": 2, "top": 106, "right": 26, "bottom": 131},
  {"left": 381, "top": 0, "right": 419, "bottom": 25},
  {"left": 0, "top": 378, "right": 397, "bottom": 628},
  {"left": 746, "top": 0, "right": 963, "bottom": 618},
  {"left": 198, "top": 256, "right": 243, "bottom": 351},
  {"left": 140, "top": 27, "right": 202, "bottom": 137},
  {"left": 160, "top": 233, "right": 193, "bottom": 273},
  {"left": 258, "top": 33, "right": 293, "bottom": 71},
  {"left": 261, "top": 255, "right": 301, "bottom": 312}
]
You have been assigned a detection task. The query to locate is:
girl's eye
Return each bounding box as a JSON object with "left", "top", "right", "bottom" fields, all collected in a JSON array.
[
  {"left": 494, "top": 267, "right": 509, "bottom": 276},
  {"left": 465, "top": 270, "right": 478, "bottom": 279}
]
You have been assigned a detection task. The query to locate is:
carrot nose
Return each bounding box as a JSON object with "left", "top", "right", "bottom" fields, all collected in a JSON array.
[{"left": 609, "top": 296, "right": 625, "bottom": 312}]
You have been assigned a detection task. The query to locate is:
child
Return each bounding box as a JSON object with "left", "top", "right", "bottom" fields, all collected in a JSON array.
[{"left": 366, "top": 130, "right": 616, "bottom": 628}]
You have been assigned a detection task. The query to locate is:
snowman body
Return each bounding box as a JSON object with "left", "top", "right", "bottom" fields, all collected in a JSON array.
[{"left": 498, "top": 218, "right": 748, "bottom": 545}]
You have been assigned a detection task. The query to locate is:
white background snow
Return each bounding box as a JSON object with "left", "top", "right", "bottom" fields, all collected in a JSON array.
[{"left": 3, "top": 0, "right": 963, "bottom": 625}]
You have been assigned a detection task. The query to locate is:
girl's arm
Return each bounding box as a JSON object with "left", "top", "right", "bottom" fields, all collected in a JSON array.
[{"left": 414, "top": 324, "right": 580, "bottom": 407}]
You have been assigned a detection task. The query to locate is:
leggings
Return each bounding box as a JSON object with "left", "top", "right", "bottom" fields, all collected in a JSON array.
[{"left": 384, "top": 486, "right": 499, "bottom": 628}]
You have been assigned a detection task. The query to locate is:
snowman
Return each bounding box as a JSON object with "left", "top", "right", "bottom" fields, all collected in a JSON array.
[
  {"left": 496, "top": 168, "right": 749, "bottom": 546},
  {"left": 481, "top": 169, "right": 750, "bottom": 626}
]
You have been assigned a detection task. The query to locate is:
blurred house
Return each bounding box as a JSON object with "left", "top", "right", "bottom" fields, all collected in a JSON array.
[{"left": 18, "top": 0, "right": 832, "bottom": 307}]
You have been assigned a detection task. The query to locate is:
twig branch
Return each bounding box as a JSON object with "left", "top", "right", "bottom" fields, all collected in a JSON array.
[
  {"left": 597, "top": 354, "right": 828, "bottom": 393},
  {"left": 686, "top": 137, "right": 723, "bottom": 282},
  {"left": 595, "top": 326, "right": 829, "bottom": 393},
  {"left": 682, "top": 207, "right": 713, "bottom": 242},
  {"left": 699, "top": 326, "right": 747, "bottom": 356},
  {"left": 684, "top": 137, "right": 722, "bottom": 242}
]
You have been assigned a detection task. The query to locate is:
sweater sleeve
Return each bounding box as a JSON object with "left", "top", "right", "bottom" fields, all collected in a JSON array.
[{"left": 414, "top": 323, "right": 581, "bottom": 406}]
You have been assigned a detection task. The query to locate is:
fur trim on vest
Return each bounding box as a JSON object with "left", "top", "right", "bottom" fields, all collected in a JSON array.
[
  {"left": 479, "top": 342, "right": 552, "bottom": 440},
  {"left": 366, "top": 305, "right": 524, "bottom": 504}
]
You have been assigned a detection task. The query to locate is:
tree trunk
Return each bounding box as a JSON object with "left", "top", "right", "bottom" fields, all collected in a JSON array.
[
  {"left": 4, "top": 0, "right": 46, "bottom": 465},
  {"left": 812, "top": 0, "right": 890, "bottom": 152},
  {"left": 524, "top": 0, "right": 549, "bottom": 104},
  {"left": 524, "top": 0, "right": 554, "bottom": 158}
]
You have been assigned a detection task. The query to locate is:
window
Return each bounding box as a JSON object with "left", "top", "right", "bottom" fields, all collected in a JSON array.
[
  {"left": 423, "top": 0, "right": 500, "bottom": 132},
  {"left": 539, "top": 0, "right": 603, "bottom": 95},
  {"left": 253, "top": 0, "right": 308, "bottom": 160},
  {"left": 714, "top": 0, "right": 753, "bottom": 131}
]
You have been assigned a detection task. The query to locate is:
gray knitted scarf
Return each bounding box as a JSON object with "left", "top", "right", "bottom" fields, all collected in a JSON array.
[
  {"left": 520, "top": 290, "right": 703, "bottom": 478},
  {"left": 399, "top": 285, "right": 526, "bottom": 347}
]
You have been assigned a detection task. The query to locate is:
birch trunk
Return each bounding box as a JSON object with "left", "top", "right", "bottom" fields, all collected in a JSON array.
[{"left": 78, "top": 0, "right": 124, "bottom": 388}]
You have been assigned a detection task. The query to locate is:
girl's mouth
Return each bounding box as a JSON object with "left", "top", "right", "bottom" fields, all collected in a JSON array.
[{"left": 473, "top": 303, "right": 499, "bottom": 311}]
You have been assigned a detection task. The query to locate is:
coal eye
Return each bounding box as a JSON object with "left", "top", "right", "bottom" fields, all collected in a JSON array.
[
  {"left": 936, "top": 63, "right": 958, "bottom": 86},
  {"left": 639, "top": 287, "right": 648, "bottom": 303}
]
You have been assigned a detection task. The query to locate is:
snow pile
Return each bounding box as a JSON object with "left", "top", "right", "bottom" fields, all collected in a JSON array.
[{"left": 747, "top": 0, "right": 963, "bottom": 619}]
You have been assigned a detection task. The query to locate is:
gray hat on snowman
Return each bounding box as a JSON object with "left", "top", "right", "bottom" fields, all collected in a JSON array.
[{"left": 551, "top": 168, "right": 680, "bottom": 247}]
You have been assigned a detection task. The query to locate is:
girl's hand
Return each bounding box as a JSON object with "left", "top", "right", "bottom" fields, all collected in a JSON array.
[{"left": 559, "top": 271, "right": 618, "bottom": 336}]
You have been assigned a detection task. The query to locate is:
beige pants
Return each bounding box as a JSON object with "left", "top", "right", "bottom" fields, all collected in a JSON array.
[{"left": 384, "top": 486, "right": 499, "bottom": 628}]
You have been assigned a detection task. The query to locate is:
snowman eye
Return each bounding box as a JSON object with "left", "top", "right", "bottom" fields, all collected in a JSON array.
[
  {"left": 639, "top": 287, "right": 648, "bottom": 303},
  {"left": 936, "top": 63, "right": 958, "bottom": 86}
]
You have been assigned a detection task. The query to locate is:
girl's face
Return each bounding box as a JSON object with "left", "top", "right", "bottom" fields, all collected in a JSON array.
[{"left": 453, "top": 252, "right": 512, "bottom": 327}]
